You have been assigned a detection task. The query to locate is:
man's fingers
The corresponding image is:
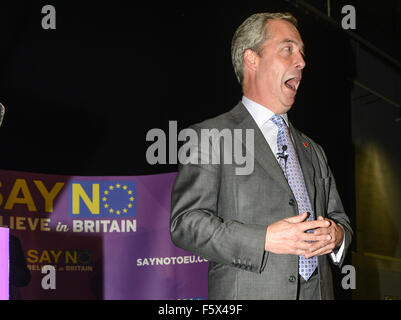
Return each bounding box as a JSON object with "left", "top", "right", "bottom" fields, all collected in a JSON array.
[
  {"left": 304, "top": 242, "right": 336, "bottom": 258},
  {"left": 299, "top": 219, "right": 330, "bottom": 232},
  {"left": 293, "top": 240, "right": 316, "bottom": 252},
  {"left": 304, "top": 248, "right": 332, "bottom": 259},
  {"left": 312, "top": 227, "right": 331, "bottom": 236},
  {"left": 291, "top": 240, "right": 333, "bottom": 257},
  {"left": 291, "top": 235, "right": 330, "bottom": 250},
  {"left": 302, "top": 233, "right": 331, "bottom": 242},
  {"left": 285, "top": 212, "right": 308, "bottom": 224}
]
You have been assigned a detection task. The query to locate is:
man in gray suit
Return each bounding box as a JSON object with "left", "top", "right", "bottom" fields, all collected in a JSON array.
[{"left": 170, "top": 12, "right": 352, "bottom": 300}]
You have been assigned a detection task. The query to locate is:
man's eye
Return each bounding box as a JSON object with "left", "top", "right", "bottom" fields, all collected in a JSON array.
[{"left": 284, "top": 46, "right": 292, "bottom": 52}]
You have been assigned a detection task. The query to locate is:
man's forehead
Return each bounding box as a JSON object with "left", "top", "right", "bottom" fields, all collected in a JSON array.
[{"left": 265, "top": 19, "right": 304, "bottom": 49}]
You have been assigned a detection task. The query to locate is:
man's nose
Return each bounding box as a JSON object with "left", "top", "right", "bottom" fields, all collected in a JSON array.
[{"left": 295, "top": 52, "right": 306, "bottom": 70}]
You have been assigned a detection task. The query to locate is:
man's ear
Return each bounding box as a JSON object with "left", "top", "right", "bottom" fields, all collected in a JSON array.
[{"left": 243, "top": 49, "right": 258, "bottom": 72}]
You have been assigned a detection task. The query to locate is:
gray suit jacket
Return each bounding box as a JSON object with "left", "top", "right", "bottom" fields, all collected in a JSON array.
[{"left": 170, "top": 102, "right": 353, "bottom": 299}]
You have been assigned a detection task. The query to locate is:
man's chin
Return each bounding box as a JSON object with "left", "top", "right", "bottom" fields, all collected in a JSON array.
[
  {"left": 279, "top": 100, "right": 295, "bottom": 113},
  {"left": 279, "top": 91, "right": 296, "bottom": 111}
]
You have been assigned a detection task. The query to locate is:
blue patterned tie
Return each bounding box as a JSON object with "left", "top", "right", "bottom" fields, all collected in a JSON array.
[{"left": 270, "top": 115, "right": 318, "bottom": 281}]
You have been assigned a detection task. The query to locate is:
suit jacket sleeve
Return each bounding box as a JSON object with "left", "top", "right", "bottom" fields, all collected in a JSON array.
[
  {"left": 170, "top": 125, "right": 267, "bottom": 273},
  {"left": 314, "top": 142, "right": 353, "bottom": 267}
]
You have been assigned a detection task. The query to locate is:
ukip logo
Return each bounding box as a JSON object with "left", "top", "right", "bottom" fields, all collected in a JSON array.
[{"left": 68, "top": 181, "right": 136, "bottom": 218}]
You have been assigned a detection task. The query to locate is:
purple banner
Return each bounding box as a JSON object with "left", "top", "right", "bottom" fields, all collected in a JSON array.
[
  {"left": 0, "top": 227, "right": 9, "bottom": 300},
  {"left": 0, "top": 169, "right": 208, "bottom": 299}
]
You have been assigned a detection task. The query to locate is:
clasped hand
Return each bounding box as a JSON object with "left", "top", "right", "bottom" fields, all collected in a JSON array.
[{"left": 264, "top": 212, "right": 344, "bottom": 258}]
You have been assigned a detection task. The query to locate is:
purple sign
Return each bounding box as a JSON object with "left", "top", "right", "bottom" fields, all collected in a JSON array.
[
  {"left": 0, "top": 169, "right": 208, "bottom": 299},
  {"left": 0, "top": 227, "right": 9, "bottom": 300}
]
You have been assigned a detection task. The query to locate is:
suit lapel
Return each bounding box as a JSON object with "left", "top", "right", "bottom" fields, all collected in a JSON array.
[{"left": 230, "top": 103, "right": 293, "bottom": 196}]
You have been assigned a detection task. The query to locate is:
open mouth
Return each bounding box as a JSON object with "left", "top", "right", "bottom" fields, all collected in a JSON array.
[{"left": 284, "top": 77, "right": 300, "bottom": 92}]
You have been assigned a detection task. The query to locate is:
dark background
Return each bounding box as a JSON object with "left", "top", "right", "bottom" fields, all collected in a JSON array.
[{"left": 0, "top": 0, "right": 400, "bottom": 299}]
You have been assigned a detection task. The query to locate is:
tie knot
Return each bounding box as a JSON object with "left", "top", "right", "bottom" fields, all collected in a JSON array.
[{"left": 270, "top": 115, "right": 286, "bottom": 129}]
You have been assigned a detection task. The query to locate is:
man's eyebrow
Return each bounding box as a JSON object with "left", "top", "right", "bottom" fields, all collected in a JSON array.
[{"left": 280, "top": 39, "right": 306, "bottom": 55}]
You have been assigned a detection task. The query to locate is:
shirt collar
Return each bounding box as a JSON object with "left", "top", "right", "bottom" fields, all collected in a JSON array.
[{"left": 242, "top": 95, "right": 289, "bottom": 128}]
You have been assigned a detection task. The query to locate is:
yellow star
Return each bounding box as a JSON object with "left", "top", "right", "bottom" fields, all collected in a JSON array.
[
  {"left": 109, "top": 186, "right": 114, "bottom": 190},
  {"left": 129, "top": 197, "right": 134, "bottom": 202},
  {"left": 116, "top": 210, "right": 121, "bottom": 215},
  {"left": 128, "top": 190, "right": 133, "bottom": 195},
  {"left": 128, "top": 204, "right": 132, "bottom": 208},
  {"left": 104, "top": 190, "right": 109, "bottom": 195},
  {"left": 116, "top": 184, "right": 121, "bottom": 188},
  {"left": 109, "top": 208, "right": 114, "bottom": 213},
  {"left": 102, "top": 197, "right": 107, "bottom": 202},
  {"left": 123, "top": 185, "right": 128, "bottom": 190},
  {"left": 123, "top": 208, "right": 127, "bottom": 213},
  {"left": 104, "top": 204, "right": 109, "bottom": 208}
]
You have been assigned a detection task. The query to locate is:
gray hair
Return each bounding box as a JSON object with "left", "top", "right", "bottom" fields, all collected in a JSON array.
[{"left": 231, "top": 12, "right": 298, "bottom": 84}]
